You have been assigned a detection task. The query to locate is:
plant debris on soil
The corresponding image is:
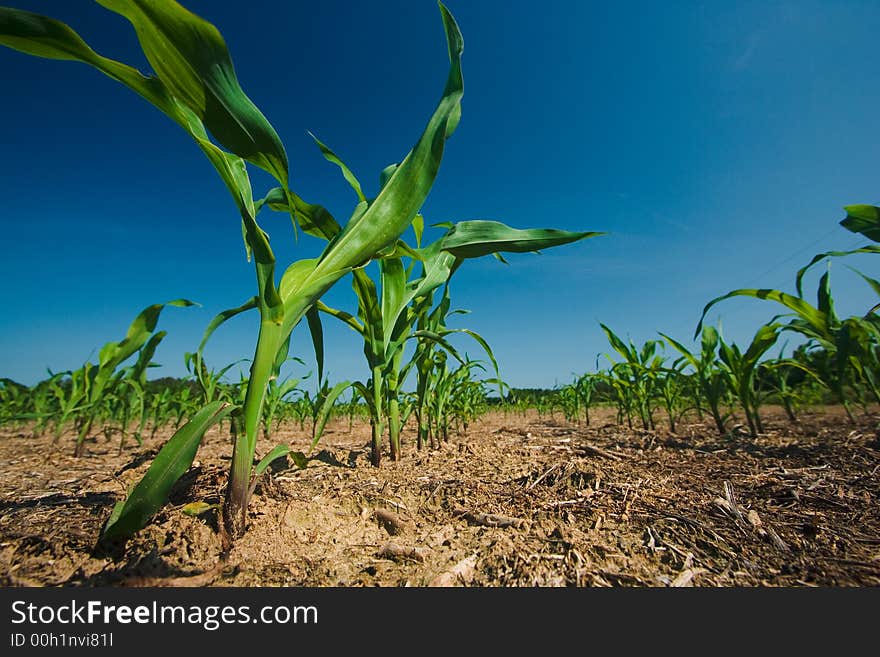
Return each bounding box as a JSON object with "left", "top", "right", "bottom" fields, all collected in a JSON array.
[{"left": 1, "top": 407, "right": 878, "bottom": 587}]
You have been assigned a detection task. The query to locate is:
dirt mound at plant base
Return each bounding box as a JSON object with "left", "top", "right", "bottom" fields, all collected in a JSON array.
[{"left": 1, "top": 407, "right": 878, "bottom": 587}]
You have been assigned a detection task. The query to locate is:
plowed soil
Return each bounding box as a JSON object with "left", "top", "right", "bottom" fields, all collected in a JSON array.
[{"left": 1, "top": 407, "right": 878, "bottom": 587}]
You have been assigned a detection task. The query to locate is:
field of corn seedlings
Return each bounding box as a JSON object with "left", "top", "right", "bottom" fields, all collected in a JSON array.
[{"left": 1, "top": 1, "right": 878, "bottom": 587}]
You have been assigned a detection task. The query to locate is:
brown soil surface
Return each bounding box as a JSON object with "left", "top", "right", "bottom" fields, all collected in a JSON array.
[{"left": 1, "top": 407, "right": 878, "bottom": 587}]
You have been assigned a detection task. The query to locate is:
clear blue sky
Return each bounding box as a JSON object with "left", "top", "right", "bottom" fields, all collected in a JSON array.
[{"left": 1, "top": 0, "right": 878, "bottom": 389}]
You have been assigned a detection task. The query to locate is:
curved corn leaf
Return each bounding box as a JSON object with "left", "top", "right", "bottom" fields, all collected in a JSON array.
[
  {"left": 130, "top": 330, "right": 167, "bottom": 385},
  {"left": 696, "top": 288, "right": 828, "bottom": 339},
  {"left": 742, "top": 323, "right": 781, "bottom": 365},
  {"left": 439, "top": 220, "right": 602, "bottom": 259},
  {"left": 102, "top": 400, "right": 235, "bottom": 541},
  {"left": 309, "top": 132, "right": 365, "bottom": 203},
  {"left": 795, "top": 245, "right": 880, "bottom": 297},
  {"left": 658, "top": 333, "right": 698, "bottom": 370},
  {"left": 0, "top": 6, "right": 276, "bottom": 213},
  {"left": 600, "top": 324, "right": 637, "bottom": 363},
  {"left": 305, "top": 305, "right": 325, "bottom": 385},
  {"left": 846, "top": 266, "right": 880, "bottom": 299},
  {"left": 256, "top": 186, "right": 342, "bottom": 241},
  {"left": 309, "top": 381, "right": 353, "bottom": 453},
  {"left": 95, "top": 0, "right": 288, "bottom": 184},
  {"left": 93, "top": 299, "right": 196, "bottom": 395},
  {"left": 253, "top": 443, "right": 292, "bottom": 478},
  {"left": 305, "top": 3, "right": 464, "bottom": 282},
  {"left": 196, "top": 297, "right": 259, "bottom": 357},
  {"left": 315, "top": 301, "right": 364, "bottom": 334},
  {"left": 841, "top": 205, "right": 880, "bottom": 242}
]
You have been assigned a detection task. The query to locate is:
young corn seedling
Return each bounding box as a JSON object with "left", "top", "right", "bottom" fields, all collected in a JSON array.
[
  {"left": 655, "top": 362, "right": 688, "bottom": 433},
  {"left": 662, "top": 326, "right": 732, "bottom": 435},
  {"left": 267, "top": 158, "right": 599, "bottom": 462},
  {"left": 402, "top": 284, "right": 501, "bottom": 451},
  {"left": 574, "top": 373, "right": 597, "bottom": 427},
  {"left": 713, "top": 324, "right": 781, "bottom": 437},
  {"left": 0, "top": 0, "right": 472, "bottom": 542},
  {"left": 697, "top": 267, "right": 875, "bottom": 423},
  {"left": 600, "top": 325, "right": 666, "bottom": 431}
]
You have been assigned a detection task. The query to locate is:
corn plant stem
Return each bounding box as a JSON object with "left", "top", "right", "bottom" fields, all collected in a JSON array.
[
  {"left": 223, "top": 319, "right": 284, "bottom": 539},
  {"left": 74, "top": 418, "right": 92, "bottom": 457},
  {"left": 387, "top": 372, "right": 401, "bottom": 461},
  {"left": 416, "top": 406, "right": 430, "bottom": 450},
  {"left": 388, "top": 395, "right": 401, "bottom": 461},
  {"left": 370, "top": 366, "right": 384, "bottom": 467}
]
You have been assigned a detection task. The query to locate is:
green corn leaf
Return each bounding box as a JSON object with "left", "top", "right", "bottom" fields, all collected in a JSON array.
[
  {"left": 439, "top": 327, "right": 501, "bottom": 381},
  {"left": 410, "top": 330, "right": 467, "bottom": 365},
  {"left": 309, "top": 381, "right": 352, "bottom": 453},
  {"left": 315, "top": 301, "right": 365, "bottom": 334},
  {"left": 256, "top": 186, "right": 343, "bottom": 242},
  {"left": 658, "top": 333, "right": 698, "bottom": 370},
  {"left": 0, "top": 8, "right": 170, "bottom": 108},
  {"left": 352, "top": 271, "right": 383, "bottom": 365},
  {"left": 0, "top": 7, "right": 270, "bottom": 220},
  {"left": 270, "top": 333, "right": 292, "bottom": 378},
  {"left": 439, "top": 220, "right": 602, "bottom": 259},
  {"left": 700, "top": 325, "right": 720, "bottom": 355},
  {"left": 600, "top": 324, "right": 637, "bottom": 363},
  {"left": 380, "top": 259, "right": 408, "bottom": 349},
  {"left": 378, "top": 163, "right": 399, "bottom": 190},
  {"left": 253, "top": 444, "right": 292, "bottom": 478},
  {"left": 102, "top": 400, "right": 235, "bottom": 541},
  {"left": 742, "top": 323, "right": 780, "bottom": 367},
  {"left": 95, "top": 0, "right": 288, "bottom": 185},
  {"left": 816, "top": 271, "right": 837, "bottom": 322},
  {"left": 840, "top": 205, "right": 880, "bottom": 242},
  {"left": 795, "top": 245, "right": 880, "bottom": 297},
  {"left": 130, "top": 330, "right": 167, "bottom": 385},
  {"left": 412, "top": 214, "right": 425, "bottom": 248},
  {"left": 846, "top": 266, "right": 880, "bottom": 300},
  {"left": 696, "top": 288, "right": 828, "bottom": 339},
  {"left": 93, "top": 299, "right": 196, "bottom": 395},
  {"left": 305, "top": 305, "right": 325, "bottom": 384},
  {"left": 305, "top": 3, "right": 464, "bottom": 282},
  {"left": 199, "top": 297, "right": 259, "bottom": 354},
  {"left": 309, "top": 132, "right": 365, "bottom": 203}
]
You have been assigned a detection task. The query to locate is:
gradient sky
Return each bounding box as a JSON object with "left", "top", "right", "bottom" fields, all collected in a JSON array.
[{"left": 1, "top": 0, "right": 878, "bottom": 389}]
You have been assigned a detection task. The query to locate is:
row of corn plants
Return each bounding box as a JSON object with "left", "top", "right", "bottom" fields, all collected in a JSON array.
[{"left": 548, "top": 206, "right": 878, "bottom": 435}]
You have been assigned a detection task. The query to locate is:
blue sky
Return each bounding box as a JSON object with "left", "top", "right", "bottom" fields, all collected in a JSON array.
[{"left": 1, "top": 0, "right": 878, "bottom": 389}]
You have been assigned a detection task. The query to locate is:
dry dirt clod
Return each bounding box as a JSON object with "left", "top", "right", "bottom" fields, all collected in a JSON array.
[
  {"left": 377, "top": 542, "right": 428, "bottom": 562},
  {"left": 373, "top": 508, "right": 411, "bottom": 536}
]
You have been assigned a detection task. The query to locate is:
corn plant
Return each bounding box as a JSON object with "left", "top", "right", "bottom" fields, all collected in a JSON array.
[
  {"left": 306, "top": 206, "right": 595, "bottom": 464},
  {"left": 795, "top": 205, "right": 880, "bottom": 301},
  {"left": 0, "top": 378, "right": 30, "bottom": 428},
  {"left": 600, "top": 325, "right": 666, "bottom": 430},
  {"left": 557, "top": 384, "right": 581, "bottom": 424},
  {"left": 0, "top": 0, "right": 489, "bottom": 543},
  {"left": 661, "top": 326, "right": 732, "bottom": 435},
  {"left": 713, "top": 324, "right": 781, "bottom": 436},
  {"left": 574, "top": 373, "right": 597, "bottom": 427},
  {"left": 696, "top": 267, "right": 877, "bottom": 422},
  {"left": 400, "top": 284, "right": 501, "bottom": 452},
  {"left": 261, "top": 372, "right": 304, "bottom": 440},
  {"left": 654, "top": 363, "right": 688, "bottom": 433}
]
